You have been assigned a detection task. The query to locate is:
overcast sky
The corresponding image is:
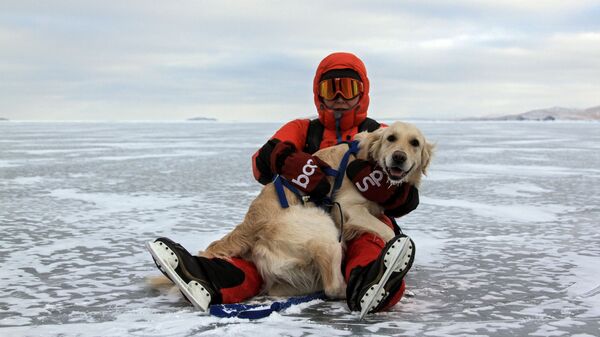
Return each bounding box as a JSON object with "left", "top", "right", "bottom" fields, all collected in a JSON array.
[{"left": 1, "top": 0, "right": 599, "bottom": 121}]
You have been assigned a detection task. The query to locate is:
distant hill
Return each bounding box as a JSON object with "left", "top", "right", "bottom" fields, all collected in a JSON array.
[
  {"left": 187, "top": 117, "right": 217, "bottom": 121},
  {"left": 469, "top": 106, "right": 600, "bottom": 121},
  {"left": 0, "top": 117, "right": 9, "bottom": 121}
]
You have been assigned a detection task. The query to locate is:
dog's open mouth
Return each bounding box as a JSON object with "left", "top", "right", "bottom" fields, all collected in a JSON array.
[{"left": 385, "top": 164, "right": 414, "bottom": 183}]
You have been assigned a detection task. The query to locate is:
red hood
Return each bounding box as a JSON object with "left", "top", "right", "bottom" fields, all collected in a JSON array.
[{"left": 313, "top": 52, "right": 370, "bottom": 131}]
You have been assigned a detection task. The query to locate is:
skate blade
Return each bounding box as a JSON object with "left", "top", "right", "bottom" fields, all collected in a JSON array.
[
  {"left": 358, "top": 236, "right": 414, "bottom": 320},
  {"left": 145, "top": 241, "right": 211, "bottom": 312}
]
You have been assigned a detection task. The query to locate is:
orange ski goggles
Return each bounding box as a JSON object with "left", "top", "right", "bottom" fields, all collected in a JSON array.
[{"left": 318, "top": 78, "right": 363, "bottom": 100}]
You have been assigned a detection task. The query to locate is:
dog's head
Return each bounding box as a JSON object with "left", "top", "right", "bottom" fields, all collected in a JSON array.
[{"left": 356, "top": 122, "right": 434, "bottom": 186}]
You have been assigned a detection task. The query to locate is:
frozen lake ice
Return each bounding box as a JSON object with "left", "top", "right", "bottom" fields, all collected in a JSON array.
[{"left": 1, "top": 121, "right": 599, "bottom": 336}]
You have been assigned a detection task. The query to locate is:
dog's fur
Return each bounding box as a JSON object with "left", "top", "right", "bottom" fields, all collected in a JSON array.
[{"left": 194, "top": 122, "right": 434, "bottom": 299}]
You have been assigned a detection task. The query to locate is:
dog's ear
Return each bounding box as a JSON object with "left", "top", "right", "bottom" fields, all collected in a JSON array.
[
  {"left": 421, "top": 141, "right": 435, "bottom": 175},
  {"left": 366, "top": 128, "right": 384, "bottom": 161},
  {"left": 356, "top": 129, "right": 384, "bottom": 161}
]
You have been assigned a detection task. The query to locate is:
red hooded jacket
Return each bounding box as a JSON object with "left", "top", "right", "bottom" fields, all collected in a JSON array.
[{"left": 252, "top": 52, "right": 379, "bottom": 184}]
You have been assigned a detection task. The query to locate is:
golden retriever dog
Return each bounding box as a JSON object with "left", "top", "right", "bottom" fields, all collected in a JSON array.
[{"left": 199, "top": 121, "right": 433, "bottom": 299}]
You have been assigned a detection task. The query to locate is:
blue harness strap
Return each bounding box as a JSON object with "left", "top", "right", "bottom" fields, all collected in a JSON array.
[
  {"left": 274, "top": 175, "right": 292, "bottom": 208},
  {"left": 323, "top": 167, "right": 339, "bottom": 177},
  {"left": 330, "top": 140, "right": 360, "bottom": 200},
  {"left": 274, "top": 174, "right": 320, "bottom": 208},
  {"left": 209, "top": 292, "right": 326, "bottom": 319}
]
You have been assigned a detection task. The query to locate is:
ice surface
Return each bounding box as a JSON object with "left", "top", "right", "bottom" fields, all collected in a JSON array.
[{"left": 1, "top": 121, "right": 599, "bottom": 336}]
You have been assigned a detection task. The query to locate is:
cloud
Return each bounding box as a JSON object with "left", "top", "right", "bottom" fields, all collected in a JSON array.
[{"left": 0, "top": 0, "right": 599, "bottom": 120}]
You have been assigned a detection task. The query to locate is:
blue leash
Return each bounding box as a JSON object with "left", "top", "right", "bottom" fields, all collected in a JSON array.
[
  {"left": 246, "top": 141, "right": 360, "bottom": 319},
  {"left": 209, "top": 292, "right": 326, "bottom": 319}
]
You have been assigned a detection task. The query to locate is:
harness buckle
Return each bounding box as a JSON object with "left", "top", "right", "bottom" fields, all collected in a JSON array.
[{"left": 301, "top": 195, "right": 311, "bottom": 205}]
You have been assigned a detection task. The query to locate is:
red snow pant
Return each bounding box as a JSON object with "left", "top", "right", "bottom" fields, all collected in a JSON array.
[{"left": 219, "top": 215, "right": 405, "bottom": 310}]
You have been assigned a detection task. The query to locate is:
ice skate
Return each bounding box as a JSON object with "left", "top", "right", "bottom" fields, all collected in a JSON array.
[
  {"left": 346, "top": 234, "right": 415, "bottom": 319},
  {"left": 146, "top": 237, "right": 217, "bottom": 312}
]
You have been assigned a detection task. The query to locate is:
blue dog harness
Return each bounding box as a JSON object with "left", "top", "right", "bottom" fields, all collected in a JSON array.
[{"left": 273, "top": 140, "right": 360, "bottom": 209}]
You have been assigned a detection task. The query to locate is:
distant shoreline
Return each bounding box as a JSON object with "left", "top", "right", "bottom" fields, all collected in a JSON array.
[
  {"left": 462, "top": 105, "right": 600, "bottom": 121},
  {"left": 186, "top": 117, "right": 217, "bottom": 121}
]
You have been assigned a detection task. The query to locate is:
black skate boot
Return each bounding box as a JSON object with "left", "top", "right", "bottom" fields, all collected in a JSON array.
[
  {"left": 346, "top": 234, "right": 415, "bottom": 319},
  {"left": 146, "top": 237, "right": 244, "bottom": 312}
]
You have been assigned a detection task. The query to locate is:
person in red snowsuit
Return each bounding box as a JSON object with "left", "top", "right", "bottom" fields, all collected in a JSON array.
[{"left": 150, "top": 52, "right": 418, "bottom": 314}]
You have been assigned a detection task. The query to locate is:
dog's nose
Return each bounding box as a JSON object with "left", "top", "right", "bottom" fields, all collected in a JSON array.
[{"left": 392, "top": 151, "right": 407, "bottom": 165}]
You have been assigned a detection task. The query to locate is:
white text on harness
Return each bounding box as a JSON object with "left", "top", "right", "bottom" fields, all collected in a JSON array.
[
  {"left": 355, "top": 169, "right": 384, "bottom": 192},
  {"left": 291, "top": 159, "right": 318, "bottom": 189}
]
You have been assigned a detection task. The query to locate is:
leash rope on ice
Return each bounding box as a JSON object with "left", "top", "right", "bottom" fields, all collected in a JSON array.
[{"left": 209, "top": 291, "right": 326, "bottom": 319}]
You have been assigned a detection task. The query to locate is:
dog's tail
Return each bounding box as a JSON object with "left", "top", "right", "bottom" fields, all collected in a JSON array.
[{"left": 201, "top": 223, "right": 254, "bottom": 259}]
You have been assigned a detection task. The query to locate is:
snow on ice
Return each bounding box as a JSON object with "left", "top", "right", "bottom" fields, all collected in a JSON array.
[{"left": 1, "top": 121, "right": 599, "bottom": 336}]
